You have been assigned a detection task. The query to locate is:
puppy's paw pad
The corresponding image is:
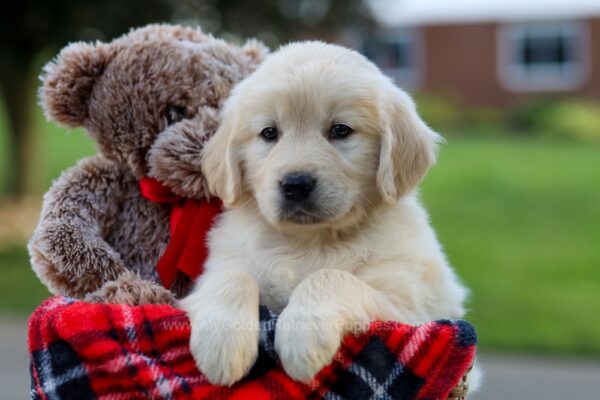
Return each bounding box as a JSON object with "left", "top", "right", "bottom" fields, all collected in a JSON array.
[
  {"left": 189, "top": 316, "right": 259, "bottom": 386},
  {"left": 275, "top": 312, "right": 343, "bottom": 383}
]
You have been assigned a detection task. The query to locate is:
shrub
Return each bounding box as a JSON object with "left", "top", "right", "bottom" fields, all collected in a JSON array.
[
  {"left": 538, "top": 101, "right": 600, "bottom": 142},
  {"left": 415, "top": 94, "right": 504, "bottom": 136},
  {"left": 462, "top": 107, "right": 505, "bottom": 136},
  {"left": 509, "top": 99, "right": 556, "bottom": 133},
  {"left": 511, "top": 99, "right": 600, "bottom": 142},
  {"left": 414, "top": 94, "right": 462, "bottom": 132},
  {"left": 417, "top": 94, "right": 600, "bottom": 142}
]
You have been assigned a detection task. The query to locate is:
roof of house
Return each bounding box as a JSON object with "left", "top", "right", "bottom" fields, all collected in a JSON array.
[{"left": 368, "top": 0, "right": 600, "bottom": 27}]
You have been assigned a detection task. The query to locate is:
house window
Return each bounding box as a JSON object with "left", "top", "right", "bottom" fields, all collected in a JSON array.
[
  {"left": 498, "top": 21, "right": 588, "bottom": 91},
  {"left": 363, "top": 30, "right": 421, "bottom": 89}
]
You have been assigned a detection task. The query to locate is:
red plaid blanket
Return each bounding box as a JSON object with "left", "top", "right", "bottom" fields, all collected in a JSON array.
[{"left": 28, "top": 296, "right": 476, "bottom": 400}]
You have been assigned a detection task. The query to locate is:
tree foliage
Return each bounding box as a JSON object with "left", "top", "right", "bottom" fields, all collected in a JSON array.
[
  {"left": 0, "top": 0, "right": 370, "bottom": 196},
  {"left": 174, "top": 0, "right": 369, "bottom": 45},
  {"left": 0, "top": 0, "right": 173, "bottom": 196}
]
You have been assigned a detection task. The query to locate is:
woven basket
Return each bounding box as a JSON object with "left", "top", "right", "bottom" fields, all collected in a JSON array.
[{"left": 448, "top": 365, "right": 472, "bottom": 400}]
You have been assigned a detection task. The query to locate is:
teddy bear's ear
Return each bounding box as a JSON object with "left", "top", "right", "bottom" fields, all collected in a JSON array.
[
  {"left": 242, "top": 39, "right": 270, "bottom": 66},
  {"left": 40, "top": 42, "right": 110, "bottom": 128}
]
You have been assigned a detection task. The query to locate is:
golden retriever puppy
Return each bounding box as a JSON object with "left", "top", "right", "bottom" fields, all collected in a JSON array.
[{"left": 181, "top": 41, "right": 468, "bottom": 386}]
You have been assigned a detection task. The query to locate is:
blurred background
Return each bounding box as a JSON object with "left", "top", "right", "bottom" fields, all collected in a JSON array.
[{"left": 1, "top": 0, "right": 599, "bottom": 398}]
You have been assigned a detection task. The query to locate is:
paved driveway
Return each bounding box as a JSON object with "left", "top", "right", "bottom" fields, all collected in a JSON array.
[
  {"left": 2, "top": 316, "right": 599, "bottom": 399},
  {"left": 0, "top": 316, "right": 29, "bottom": 400},
  {"left": 473, "top": 354, "right": 600, "bottom": 399}
]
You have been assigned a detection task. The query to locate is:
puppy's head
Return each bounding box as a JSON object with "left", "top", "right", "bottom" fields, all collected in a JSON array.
[{"left": 203, "top": 41, "right": 440, "bottom": 230}]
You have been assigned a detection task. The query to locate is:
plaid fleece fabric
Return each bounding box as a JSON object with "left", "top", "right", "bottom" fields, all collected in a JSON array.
[{"left": 29, "top": 296, "right": 476, "bottom": 400}]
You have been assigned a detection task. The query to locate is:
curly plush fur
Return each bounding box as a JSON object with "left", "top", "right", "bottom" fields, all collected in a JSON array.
[{"left": 29, "top": 24, "right": 267, "bottom": 304}]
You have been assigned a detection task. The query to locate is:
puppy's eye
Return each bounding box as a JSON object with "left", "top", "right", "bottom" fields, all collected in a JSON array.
[
  {"left": 260, "top": 127, "right": 278, "bottom": 142},
  {"left": 329, "top": 124, "right": 353, "bottom": 140},
  {"left": 165, "top": 105, "right": 187, "bottom": 126}
]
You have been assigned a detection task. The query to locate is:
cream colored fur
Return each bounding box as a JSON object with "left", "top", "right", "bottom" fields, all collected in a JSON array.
[{"left": 181, "top": 41, "right": 470, "bottom": 387}]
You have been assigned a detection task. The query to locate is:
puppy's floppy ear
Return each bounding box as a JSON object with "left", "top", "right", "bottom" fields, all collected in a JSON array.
[
  {"left": 40, "top": 42, "right": 110, "bottom": 128},
  {"left": 377, "top": 87, "right": 441, "bottom": 203},
  {"left": 202, "top": 101, "right": 243, "bottom": 206}
]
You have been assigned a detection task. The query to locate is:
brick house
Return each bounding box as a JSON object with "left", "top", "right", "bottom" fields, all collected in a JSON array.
[{"left": 360, "top": 0, "right": 600, "bottom": 106}]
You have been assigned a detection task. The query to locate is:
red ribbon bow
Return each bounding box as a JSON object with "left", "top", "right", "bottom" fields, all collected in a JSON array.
[{"left": 139, "top": 177, "right": 222, "bottom": 289}]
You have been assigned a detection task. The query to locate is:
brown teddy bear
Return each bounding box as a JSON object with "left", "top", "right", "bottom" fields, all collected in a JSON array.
[{"left": 28, "top": 24, "right": 267, "bottom": 305}]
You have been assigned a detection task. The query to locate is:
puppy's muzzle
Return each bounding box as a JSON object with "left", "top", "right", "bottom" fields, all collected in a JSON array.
[{"left": 280, "top": 172, "right": 316, "bottom": 202}]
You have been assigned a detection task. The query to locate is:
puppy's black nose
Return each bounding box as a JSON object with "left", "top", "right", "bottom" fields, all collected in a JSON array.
[{"left": 280, "top": 173, "right": 316, "bottom": 202}]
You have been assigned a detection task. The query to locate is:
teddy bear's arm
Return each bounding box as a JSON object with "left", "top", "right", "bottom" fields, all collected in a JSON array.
[
  {"left": 148, "top": 111, "right": 217, "bottom": 200},
  {"left": 84, "top": 270, "right": 176, "bottom": 306},
  {"left": 28, "top": 155, "right": 128, "bottom": 299}
]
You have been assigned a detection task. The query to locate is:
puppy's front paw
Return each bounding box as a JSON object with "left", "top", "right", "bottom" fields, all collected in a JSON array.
[
  {"left": 275, "top": 309, "right": 347, "bottom": 383},
  {"left": 188, "top": 313, "right": 260, "bottom": 386}
]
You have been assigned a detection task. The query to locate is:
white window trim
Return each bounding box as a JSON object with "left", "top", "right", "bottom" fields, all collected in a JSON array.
[
  {"left": 367, "top": 28, "right": 424, "bottom": 90},
  {"left": 497, "top": 20, "right": 589, "bottom": 92},
  {"left": 359, "top": 27, "right": 425, "bottom": 90}
]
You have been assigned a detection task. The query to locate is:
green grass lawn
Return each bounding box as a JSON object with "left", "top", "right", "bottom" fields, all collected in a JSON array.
[
  {"left": 1, "top": 103, "right": 599, "bottom": 355},
  {"left": 421, "top": 137, "right": 600, "bottom": 356},
  {"left": 0, "top": 97, "right": 96, "bottom": 195},
  {"left": 0, "top": 247, "right": 50, "bottom": 313},
  {"left": 0, "top": 102, "right": 95, "bottom": 314}
]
